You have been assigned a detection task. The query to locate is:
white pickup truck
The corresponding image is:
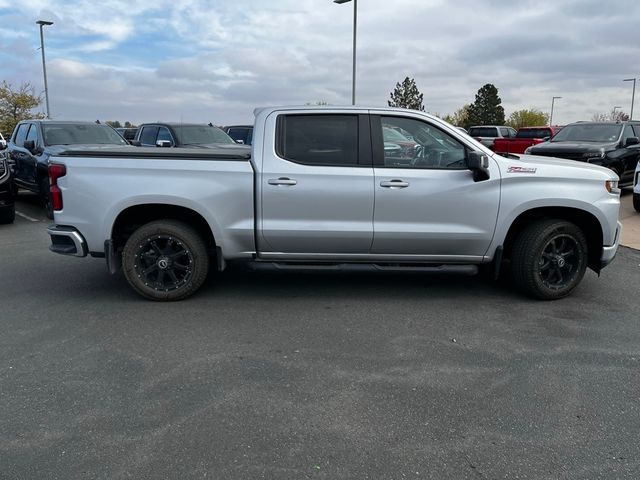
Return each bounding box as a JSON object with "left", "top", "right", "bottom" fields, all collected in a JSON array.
[{"left": 46, "top": 106, "right": 622, "bottom": 301}]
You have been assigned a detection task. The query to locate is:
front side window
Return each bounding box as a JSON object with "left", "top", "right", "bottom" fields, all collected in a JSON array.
[
  {"left": 468, "top": 127, "right": 498, "bottom": 138},
  {"left": 139, "top": 126, "right": 159, "bottom": 146},
  {"left": 276, "top": 114, "right": 359, "bottom": 166},
  {"left": 25, "top": 124, "right": 39, "bottom": 145},
  {"left": 13, "top": 123, "right": 30, "bottom": 147},
  {"left": 156, "top": 127, "right": 174, "bottom": 145},
  {"left": 500, "top": 127, "right": 510, "bottom": 137},
  {"left": 379, "top": 116, "right": 467, "bottom": 169}
]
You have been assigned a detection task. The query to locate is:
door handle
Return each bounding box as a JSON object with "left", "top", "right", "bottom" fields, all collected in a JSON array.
[
  {"left": 380, "top": 179, "right": 410, "bottom": 188},
  {"left": 268, "top": 177, "right": 297, "bottom": 186}
]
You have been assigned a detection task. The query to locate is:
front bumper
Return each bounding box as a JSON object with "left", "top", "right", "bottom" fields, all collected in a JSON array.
[
  {"left": 600, "top": 221, "right": 622, "bottom": 269},
  {"left": 47, "top": 225, "right": 88, "bottom": 257}
]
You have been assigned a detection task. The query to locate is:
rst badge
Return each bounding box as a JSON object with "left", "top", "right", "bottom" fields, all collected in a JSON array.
[{"left": 507, "top": 166, "right": 537, "bottom": 174}]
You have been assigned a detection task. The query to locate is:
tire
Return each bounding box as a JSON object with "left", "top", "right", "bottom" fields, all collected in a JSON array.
[
  {"left": 0, "top": 205, "right": 15, "bottom": 224},
  {"left": 122, "top": 220, "right": 210, "bottom": 301},
  {"left": 39, "top": 177, "right": 53, "bottom": 220},
  {"left": 511, "top": 219, "right": 588, "bottom": 300},
  {"left": 634, "top": 193, "right": 640, "bottom": 213}
]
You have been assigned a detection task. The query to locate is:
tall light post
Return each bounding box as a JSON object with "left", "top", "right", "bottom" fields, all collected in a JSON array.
[
  {"left": 623, "top": 78, "right": 636, "bottom": 120},
  {"left": 36, "top": 20, "right": 54, "bottom": 119},
  {"left": 549, "top": 96, "right": 562, "bottom": 126},
  {"left": 333, "top": 0, "right": 357, "bottom": 105}
]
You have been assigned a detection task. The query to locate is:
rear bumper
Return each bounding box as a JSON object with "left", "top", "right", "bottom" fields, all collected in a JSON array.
[
  {"left": 600, "top": 221, "right": 622, "bottom": 268},
  {"left": 47, "top": 225, "right": 88, "bottom": 257}
]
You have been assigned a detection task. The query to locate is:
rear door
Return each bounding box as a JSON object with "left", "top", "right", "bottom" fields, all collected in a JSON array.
[
  {"left": 371, "top": 113, "right": 500, "bottom": 259},
  {"left": 259, "top": 111, "right": 374, "bottom": 256}
]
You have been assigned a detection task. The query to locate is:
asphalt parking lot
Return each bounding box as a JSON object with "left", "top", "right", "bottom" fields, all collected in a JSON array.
[{"left": 1, "top": 192, "right": 640, "bottom": 479}]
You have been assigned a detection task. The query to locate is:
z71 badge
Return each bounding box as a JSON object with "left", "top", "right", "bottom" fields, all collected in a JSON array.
[{"left": 507, "top": 166, "right": 537, "bottom": 174}]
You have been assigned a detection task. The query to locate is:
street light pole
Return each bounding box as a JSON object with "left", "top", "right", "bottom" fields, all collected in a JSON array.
[
  {"left": 623, "top": 78, "right": 636, "bottom": 120},
  {"left": 333, "top": 0, "right": 357, "bottom": 105},
  {"left": 550, "top": 96, "right": 562, "bottom": 126},
  {"left": 36, "top": 20, "right": 54, "bottom": 119}
]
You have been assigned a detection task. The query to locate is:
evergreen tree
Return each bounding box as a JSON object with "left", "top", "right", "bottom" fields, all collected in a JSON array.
[
  {"left": 388, "top": 77, "right": 425, "bottom": 111},
  {"left": 467, "top": 83, "right": 505, "bottom": 126}
]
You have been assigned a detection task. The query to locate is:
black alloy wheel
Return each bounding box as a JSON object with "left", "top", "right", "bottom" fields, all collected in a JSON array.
[
  {"left": 122, "top": 220, "right": 210, "bottom": 301},
  {"left": 511, "top": 219, "right": 588, "bottom": 300}
]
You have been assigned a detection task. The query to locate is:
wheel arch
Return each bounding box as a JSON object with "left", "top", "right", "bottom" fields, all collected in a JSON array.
[
  {"left": 501, "top": 206, "right": 603, "bottom": 273},
  {"left": 111, "top": 203, "right": 219, "bottom": 266}
]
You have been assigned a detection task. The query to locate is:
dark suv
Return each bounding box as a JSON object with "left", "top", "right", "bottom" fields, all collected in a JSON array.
[
  {"left": 7, "top": 120, "right": 131, "bottom": 218},
  {"left": 0, "top": 151, "right": 15, "bottom": 224},
  {"left": 135, "top": 123, "right": 245, "bottom": 150},
  {"left": 525, "top": 121, "right": 640, "bottom": 186}
]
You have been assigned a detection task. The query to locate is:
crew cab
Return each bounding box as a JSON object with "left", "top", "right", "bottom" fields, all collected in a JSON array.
[
  {"left": 468, "top": 125, "right": 517, "bottom": 149},
  {"left": 492, "top": 126, "right": 560, "bottom": 155},
  {"left": 46, "top": 107, "right": 622, "bottom": 302},
  {"left": 7, "top": 120, "right": 131, "bottom": 218},
  {"left": 525, "top": 121, "right": 640, "bottom": 187}
]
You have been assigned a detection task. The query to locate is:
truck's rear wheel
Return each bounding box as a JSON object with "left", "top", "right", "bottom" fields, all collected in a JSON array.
[
  {"left": 122, "top": 220, "right": 209, "bottom": 301},
  {"left": 511, "top": 219, "right": 587, "bottom": 300}
]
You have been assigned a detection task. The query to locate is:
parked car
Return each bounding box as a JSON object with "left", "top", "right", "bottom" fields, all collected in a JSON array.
[
  {"left": 115, "top": 127, "right": 138, "bottom": 143},
  {"left": 493, "top": 126, "right": 561, "bottom": 155},
  {"left": 135, "top": 123, "right": 243, "bottom": 149},
  {"left": 45, "top": 106, "right": 621, "bottom": 302},
  {"left": 223, "top": 125, "right": 253, "bottom": 145},
  {"left": 7, "top": 120, "right": 132, "bottom": 218},
  {"left": 525, "top": 121, "right": 640, "bottom": 187},
  {"left": 468, "top": 125, "right": 517, "bottom": 149},
  {"left": 0, "top": 153, "right": 15, "bottom": 224},
  {"left": 634, "top": 161, "right": 640, "bottom": 212}
]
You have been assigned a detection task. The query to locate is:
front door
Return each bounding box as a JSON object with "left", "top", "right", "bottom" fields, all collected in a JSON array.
[
  {"left": 370, "top": 113, "right": 500, "bottom": 259},
  {"left": 259, "top": 112, "right": 374, "bottom": 255}
]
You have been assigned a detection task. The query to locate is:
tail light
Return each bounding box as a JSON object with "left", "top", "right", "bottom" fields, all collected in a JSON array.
[{"left": 48, "top": 163, "right": 66, "bottom": 211}]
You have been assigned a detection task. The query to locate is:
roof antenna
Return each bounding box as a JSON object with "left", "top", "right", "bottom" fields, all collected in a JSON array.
[
  {"left": 208, "top": 122, "right": 213, "bottom": 127},
  {"left": 95, "top": 120, "right": 101, "bottom": 124}
]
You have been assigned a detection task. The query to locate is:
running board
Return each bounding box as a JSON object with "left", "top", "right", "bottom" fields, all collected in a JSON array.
[{"left": 245, "top": 262, "right": 479, "bottom": 275}]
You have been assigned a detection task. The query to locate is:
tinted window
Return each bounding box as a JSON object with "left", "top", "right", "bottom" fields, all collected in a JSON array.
[
  {"left": 468, "top": 127, "right": 498, "bottom": 137},
  {"left": 227, "top": 127, "right": 252, "bottom": 145},
  {"left": 43, "top": 124, "right": 128, "bottom": 146},
  {"left": 621, "top": 125, "right": 635, "bottom": 145},
  {"left": 25, "top": 124, "right": 39, "bottom": 144},
  {"left": 551, "top": 124, "right": 622, "bottom": 143},
  {"left": 380, "top": 116, "right": 466, "bottom": 169},
  {"left": 139, "top": 126, "right": 159, "bottom": 146},
  {"left": 156, "top": 127, "right": 174, "bottom": 145},
  {"left": 516, "top": 128, "right": 552, "bottom": 139},
  {"left": 277, "top": 115, "right": 358, "bottom": 166},
  {"left": 13, "top": 123, "right": 30, "bottom": 147},
  {"left": 173, "top": 125, "right": 234, "bottom": 145}
]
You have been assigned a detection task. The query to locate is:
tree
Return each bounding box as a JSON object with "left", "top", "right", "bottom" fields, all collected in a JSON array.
[
  {"left": 0, "top": 81, "right": 44, "bottom": 136},
  {"left": 442, "top": 104, "right": 472, "bottom": 128},
  {"left": 591, "top": 109, "right": 630, "bottom": 122},
  {"left": 467, "top": 83, "right": 505, "bottom": 126},
  {"left": 388, "top": 77, "right": 425, "bottom": 111},
  {"left": 124, "top": 121, "right": 136, "bottom": 128},
  {"left": 106, "top": 120, "right": 122, "bottom": 128},
  {"left": 506, "top": 109, "right": 549, "bottom": 129}
]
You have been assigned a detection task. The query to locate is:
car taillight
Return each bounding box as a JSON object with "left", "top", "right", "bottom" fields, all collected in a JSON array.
[{"left": 48, "top": 163, "right": 66, "bottom": 211}]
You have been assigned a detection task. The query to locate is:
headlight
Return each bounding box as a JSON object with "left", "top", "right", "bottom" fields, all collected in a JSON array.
[{"left": 605, "top": 180, "right": 620, "bottom": 194}]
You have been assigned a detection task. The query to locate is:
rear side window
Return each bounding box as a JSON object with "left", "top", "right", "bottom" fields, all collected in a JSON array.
[
  {"left": 276, "top": 115, "right": 358, "bottom": 166},
  {"left": 139, "top": 126, "right": 159, "bottom": 146},
  {"left": 516, "top": 128, "right": 552, "bottom": 139},
  {"left": 13, "top": 123, "right": 30, "bottom": 147},
  {"left": 468, "top": 127, "right": 498, "bottom": 137}
]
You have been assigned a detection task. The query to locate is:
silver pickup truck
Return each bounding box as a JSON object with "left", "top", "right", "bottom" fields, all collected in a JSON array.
[{"left": 46, "top": 106, "right": 622, "bottom": 301}]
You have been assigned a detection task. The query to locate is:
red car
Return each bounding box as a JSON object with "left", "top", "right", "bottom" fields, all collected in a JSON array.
[{"left": 493, "top": 126, "right": 561, "bottom": 155}]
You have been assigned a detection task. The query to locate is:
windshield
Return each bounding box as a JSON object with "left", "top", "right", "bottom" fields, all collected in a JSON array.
[
  {"left": 173, "top": 125, "right": 235, "bottom": 145},
  {"left": 551, "top": 124, "right": 622, "bottom": 143},
  {"left": 43, "top": 124, "right": 128, "bottom": 146}
]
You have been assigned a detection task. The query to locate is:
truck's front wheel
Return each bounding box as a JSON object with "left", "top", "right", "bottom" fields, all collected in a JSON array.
[
  {"left": 122, "top": 220, "right": 210, "bottom": 301},
  {"left": 511, "top": 219, "right": 588, "bottom": 300}
]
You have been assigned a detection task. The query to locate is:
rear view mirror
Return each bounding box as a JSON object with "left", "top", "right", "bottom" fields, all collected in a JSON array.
[
  {"left": 467, "top": 151, "right": 490, "bottom": 182},
  {"left": 625, "top": 136, "right": 639, "bottom": 147}
]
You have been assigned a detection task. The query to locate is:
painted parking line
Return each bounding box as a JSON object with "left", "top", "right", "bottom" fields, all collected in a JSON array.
[{"left": 16, "top": 211, "right": 41, "bottom": 222}]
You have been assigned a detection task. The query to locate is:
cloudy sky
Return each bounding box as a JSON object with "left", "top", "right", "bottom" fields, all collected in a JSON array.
[{"left": 0, "top": 0, "right": 638, "bottom": 126}]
